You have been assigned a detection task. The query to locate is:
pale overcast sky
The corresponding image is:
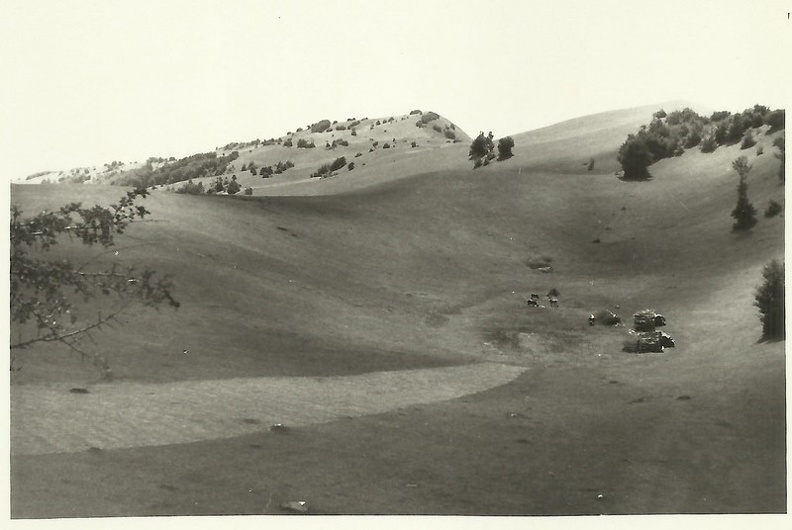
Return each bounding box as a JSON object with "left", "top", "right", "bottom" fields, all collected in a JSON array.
[{"left": 1, "top": 0, "right": 789, "bottom": 180}]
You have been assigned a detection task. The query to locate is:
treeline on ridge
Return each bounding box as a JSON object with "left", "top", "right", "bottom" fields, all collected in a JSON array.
[
  {"left": 619, "top": 105, "right": 785, "bottom": 179},
  {"left": 114, "top": 151, "right": 240, "bottom": 188}
]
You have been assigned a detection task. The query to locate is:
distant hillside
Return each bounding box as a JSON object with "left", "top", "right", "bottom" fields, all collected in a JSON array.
[{"left": 14, "top": 110, "right": 470, "bottom": 190}]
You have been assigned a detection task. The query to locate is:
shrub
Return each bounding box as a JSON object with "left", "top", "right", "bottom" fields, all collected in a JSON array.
[
  {"left": 351, "top": 128, "right": 357, "bottom": 136},
  {"left": 700, "top": 135, "right": 718, "bottom": 153},
  {"left": 444, "top": 129, "right": 456, "bottom": 140},
  {"left": 765, "top": 200, "right": 782, "bottom": 218},
  {"left": 311, "top": 120, "right": 331, "bottom": 133},
  {"left": 283, "top": 139, "right": 293, "bottom": 147},
  {"left": 354, "top": 152, "right": 362, "bottom": 157},
  {"left": 741, "top": 131, "right": 757, "bottom": 149},
  {"left": 587, "top": 157, "right": 595, "bottom": 171},
  {"left": 244, "top": 187, "right": 253, "bottom": 195},
  {"left": 383, "top": 143, "right": 391, "bottom": 149},
  {"left": 420, "top": 111, "right": 440, "bottom": 123},
  {"left": 755, "top": 259, "right": 785, "bottom": 340},
  {"left": 765, "top": 110, "right": 785, "bottom": 131},
  {"left": 497, "top": 136, "right": 515, "bottom": 161},
  {"left": 174, "top": 179, "right": 205, "bottom": 195},
  {"left": 297, "top": 139, "right": 315, "bottom": 148},
  {"left": 410, "top": 109, "right": 422, "bottom": 115},
  {"left": 757, "top": 146, "right": 764, "bottom": 156},
  {"left": 411, "top": 141, "right": 418, "bottom": 148},
  {"left": 335, "top": 124, "right": 346, "bottom": 131},
  {"left": 347, "top": 162, "right": 355, "bottom": 171},
  {"left": 432, "top": 124, "right": 443, "bottom": 133},
  {"left": 330, "top": 156, "right": 347, "bottom": 172},
  {"left": 684, "top": 130, "right": 702, "bottom": 148}
]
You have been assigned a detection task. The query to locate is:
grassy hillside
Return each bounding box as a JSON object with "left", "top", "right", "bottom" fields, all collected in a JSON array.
[{"left": 9, "top": 103, "right": 785, "bottom": 516}]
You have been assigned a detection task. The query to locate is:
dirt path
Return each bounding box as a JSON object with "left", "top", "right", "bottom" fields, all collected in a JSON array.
[{"left": 11, "top": 362, "right": 525, "bottom": 456}]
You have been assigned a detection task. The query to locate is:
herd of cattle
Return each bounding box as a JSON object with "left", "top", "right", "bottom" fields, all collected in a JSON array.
[{"left": 525, "top": 294, "right": 675, "bottom": 353}]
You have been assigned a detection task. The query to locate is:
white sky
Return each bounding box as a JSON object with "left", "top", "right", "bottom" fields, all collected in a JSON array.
[{"left": 1, "top": 0, "right": 790, "bottom": 181}]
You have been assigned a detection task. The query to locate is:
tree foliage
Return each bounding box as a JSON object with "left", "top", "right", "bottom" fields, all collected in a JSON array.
[
  {"left": 468, "top": 131, "right": 495, "bottom": 167},
  {"left": 497, "top": 136, "right": 515, "bottom": 160},
  {"left": 755, "top": 259, "right": 785, "bottom": 340},
  {"left": 10, "top": 189, "right": 180, "bottom": 376},
  {"left": 731, "top": 156, "right": 757, "bottom": 231},
  {"left": 618, "top": 135, "right": 653, "bottom": 179},
  {"left": 774, "top": 135, "right": 785, "bottom": 182}
]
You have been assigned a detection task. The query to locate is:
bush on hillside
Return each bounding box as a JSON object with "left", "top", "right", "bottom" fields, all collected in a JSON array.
[
  {"left": 497, "top": 136, "right": 515, "bottom": 161},
  {"left": 410, "top": 109, "right": 422, "bottom": 115},
  {"left": 297, "top": 139, "right": 316, "bottom": 149},
  {"left": 755, "top": 258, "right": 785, "bottom": 340},
  {"left": 244, "top": 187, "right": 253, "bottom": 195},
  {"left": 700, "top": 135, "right": 718, "bottom": 153},
  {"left": 311, "top": 120, "right": 331, "bottom": 133},
  {"left": 420, "top": 111, "right": 440, "bottom": 123},
  {"left": 432, "top": 124, "right": 443, "bottom": 133},
  {"left": 764, "top": 200, "right": 782, "bottom": 218},
  {"left": 283, "top": 139, "right": 293, "bottom": 147},
  {"left": 174, "top": 179, "right": 205, "bottom": 195},
  {"left": 741, "top": 131, "right": 757, "bottom": 149},
  {"left": 765, "top": 110, "right": 785, "bottom": 132},
  {"left": 444, "top": 129, "right": 456, "bottom": 140},
  {"left": 347, "top": 162, "right": 355, "bottom": 171}
]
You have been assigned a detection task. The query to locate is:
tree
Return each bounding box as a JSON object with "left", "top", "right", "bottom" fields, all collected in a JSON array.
[
  {"left": 10, "top": 189, "right": 179, "bottom": 377},
  {"left": 469, "top": 131, "right": 494, "bottom": 167},
  {"left": 226, "top": 179, "right": 241, "bottom": 195},
  {"left": 618, "top": 135, "right": 653, "bottom": 179},
  {"left": 755, "top": 259, "right": 785, "bottom": 340},
  {"left": 731, "top": 156, "right": 757, "bottom": 231},
  {"left": 774, "top": 135, "right": 785, "bottom": 182},
  {"left": 497, "top": 136, "right": 515, "bottom": 160}
]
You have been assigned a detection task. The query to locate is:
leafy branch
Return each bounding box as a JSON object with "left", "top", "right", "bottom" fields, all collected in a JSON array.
[{"left": 10, "top": 188, "right": 179, "bottom": 376}]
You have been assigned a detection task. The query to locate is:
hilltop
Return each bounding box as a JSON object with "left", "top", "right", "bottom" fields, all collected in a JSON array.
[
  {"left": 9, "top": 102, "right": 786, "bottom": 516},
  {"left": 15, "top": 109, "right": 469, "bottom": 190}
]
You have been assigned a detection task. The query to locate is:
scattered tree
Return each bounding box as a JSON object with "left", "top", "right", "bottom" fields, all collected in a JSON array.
[
  {"left": 618, "top": 135, "right": 653, "bottom": 179},
  {"left": 469, "top": 131, "right": 495, "bottom": 167},
  {"left": 497, "top": 136, "right": 515, "bottom": 160},
  {"left": 755, "top": 259, "right": 785, "bottom": 340},
  {"left": 731, "top": 156, "right": 758, "bottom": 231}
]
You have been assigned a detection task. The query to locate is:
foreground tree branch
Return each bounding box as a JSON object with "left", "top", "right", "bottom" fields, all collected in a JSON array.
[{"left": 10, "top": 188, "right": 180, "bottom": 377}]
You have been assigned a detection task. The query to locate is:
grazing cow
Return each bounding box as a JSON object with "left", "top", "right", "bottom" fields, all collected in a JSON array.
[
  {"left": 589, "top": 314, "right": 596, "bottom": 326},
  {"left": 530, "top": 293, "right": 540, "bottom": 301},
  {"left": 549, "top": 297, "right": 559, "bottom": 307},
  {"left": 527, "top": 299, "right": 540, "bottom": 307}
]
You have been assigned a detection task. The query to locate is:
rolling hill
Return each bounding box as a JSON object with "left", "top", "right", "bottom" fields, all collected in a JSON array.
[{"left": 9, "top": 103, "right": 786, "bottom": 516}]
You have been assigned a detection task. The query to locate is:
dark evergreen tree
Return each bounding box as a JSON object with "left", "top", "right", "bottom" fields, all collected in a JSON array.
[
  {"left": 731, "top": 156, "right": 758, "bottom": 231},
  {"left": 755, "top": 259, "right": 785, "bottom": 340},
  {"left": 618, "top": 135, "right": 653, "bottom": 179},
  {"left": 497, "top": 136, "right": 515, "bottom": 160}
]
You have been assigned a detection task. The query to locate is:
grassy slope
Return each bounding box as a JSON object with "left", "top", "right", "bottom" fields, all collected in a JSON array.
[{"left": 9, "top": 104, "right": 786, "bottom": 515}]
